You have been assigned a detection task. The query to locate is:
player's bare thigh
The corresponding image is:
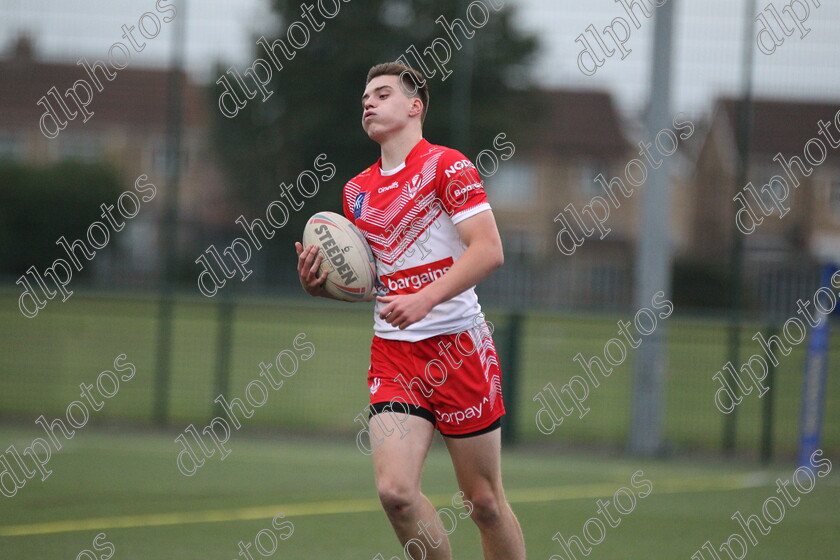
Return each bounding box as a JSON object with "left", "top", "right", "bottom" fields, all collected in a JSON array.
[
  {"left": 371, "top": 412, "right": 436, "bottom": 502},
  {"left": 443, "top": 427, "right": 505, "bottom": 505}
]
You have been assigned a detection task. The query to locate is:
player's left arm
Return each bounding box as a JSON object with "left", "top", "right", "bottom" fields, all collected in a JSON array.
[{"left": 377, "top": 209, "right": 503, "bottom": 329}]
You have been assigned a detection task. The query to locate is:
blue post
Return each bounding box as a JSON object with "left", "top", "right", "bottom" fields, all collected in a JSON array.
[{"left": 797, "top": 263, "right": 837, "bottom": 468}]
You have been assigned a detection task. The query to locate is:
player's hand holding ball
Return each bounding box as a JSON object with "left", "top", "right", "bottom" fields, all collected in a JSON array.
[
  {"left": 295, "top": 242, "right": 329, "bottom": 297},
  {"left": 298, "top": 212, "right": 377, "bottom": 302}
]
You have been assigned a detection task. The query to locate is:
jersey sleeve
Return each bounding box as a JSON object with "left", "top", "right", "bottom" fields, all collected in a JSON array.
[
  {"left": 342, "top": 180, "right": 359, "bottom": 224},
  {"left": 342, "top": 185, "right": 354, "bottom": 224},
  {"left": 434, "top": 149, "right": 491, "bottom": 225}
]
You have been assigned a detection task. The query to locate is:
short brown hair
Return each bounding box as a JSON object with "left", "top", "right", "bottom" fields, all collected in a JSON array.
[{"left": 366, "top": 62, "right": 429, "bottom": 122}]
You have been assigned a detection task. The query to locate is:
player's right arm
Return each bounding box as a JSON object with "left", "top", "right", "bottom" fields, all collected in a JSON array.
[{"left": 295, "top": 242, "right": 337, "bottom": 299}]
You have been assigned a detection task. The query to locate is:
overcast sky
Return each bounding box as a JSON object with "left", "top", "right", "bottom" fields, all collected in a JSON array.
[{"left": 2, "top": 0, "right": 839, "bottom": 119}]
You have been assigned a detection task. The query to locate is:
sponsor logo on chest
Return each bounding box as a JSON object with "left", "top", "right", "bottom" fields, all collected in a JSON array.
[
  {"left": 353, "top": 192, "right": 366, "bottom": 219},
  {"left": 377, "top": 182, "right": 400, "bottom": 194},
  {"left": 375, "top": 174, "right": 424, "bottom": 198},
  {"left": 380, "top": 257, "right": 453, "bottom": 294},
  {"left": 444, "top": 159, "right": 474, "bottom": 178}
]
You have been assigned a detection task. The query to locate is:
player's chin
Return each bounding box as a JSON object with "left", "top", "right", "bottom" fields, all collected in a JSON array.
[{"left": 365, "top": 126, "right": 387, "bottom": 143}]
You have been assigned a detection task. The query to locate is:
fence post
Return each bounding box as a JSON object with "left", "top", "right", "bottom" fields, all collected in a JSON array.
[
  {"left": 152, "top": 0, "right": 187, "bottom": 427},
  {"left": 212, "top": 290, "right": 236, "bottom": 420},
  {"left": 153, "top": 292, "right": 174, "bottom": 426},
  {"left": 760, "top": 325, "right": 778, "bottom": 464},
  {"left": 721, "top": 322, "right": 742, "bottom": 455},
  {"left": 500, "top": 312, "right": 523, "bottom": 445}
]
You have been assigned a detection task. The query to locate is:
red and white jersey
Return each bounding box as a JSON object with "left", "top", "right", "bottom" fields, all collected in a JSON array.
[{"left": 343, "top": 138, "right": 491, "bottom": 342}]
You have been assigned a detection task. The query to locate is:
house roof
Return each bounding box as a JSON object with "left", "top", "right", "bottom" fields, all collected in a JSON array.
[
  {"left": 719, "top": 97, "right": 840, "bottom": 157},
  {"left": 0, "top": 36, "right": 207, "bottom": 131},
  {"left": 510, "top": 88, "right": 630, "bottom": 158}
]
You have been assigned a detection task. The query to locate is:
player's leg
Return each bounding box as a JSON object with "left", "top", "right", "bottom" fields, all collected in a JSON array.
[
  {"left": 371, "top": 409, "right": 452, "bottom": 560},
  {"left": 444, "top": 428, "right": 525, "bottom": 560}
]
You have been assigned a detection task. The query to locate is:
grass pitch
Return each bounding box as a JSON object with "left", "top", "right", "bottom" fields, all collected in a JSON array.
[
  {"left": 1, "top": 289, "right": 838, "bottom": 558},
  {"left": 0, "top": 427, "right": 837, "bottom": 559}
]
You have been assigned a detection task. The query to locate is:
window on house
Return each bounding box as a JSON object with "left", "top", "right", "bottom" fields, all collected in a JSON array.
[
  {"left": 0, "top": 132, "right": 24, "bottom": 160},
  {"left": 749, "top": 164, "right": 790, "bottom": 216},
  {"left": 58, "top": 133, "right": 102, "bottom": 162},
  {"left": 152, "top": 138, "right": 189, "bottom": 175},
  {"left": 578, "top": 158, "right": 610, "bottom": 198},
  {"left": 484, "top": 161, "right": 536, "bottom": 209}
]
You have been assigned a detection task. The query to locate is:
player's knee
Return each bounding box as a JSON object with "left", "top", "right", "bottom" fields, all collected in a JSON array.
[
  {"left": 464, "top": 489, "right": 503, "bottom": 527},
  {"left": 377, "top": 480, "right": 417, "bottom": 518}
]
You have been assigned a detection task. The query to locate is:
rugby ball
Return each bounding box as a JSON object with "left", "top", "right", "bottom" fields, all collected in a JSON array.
[{"left": 302, "top": 211, "right": 377, "bottom": 302}]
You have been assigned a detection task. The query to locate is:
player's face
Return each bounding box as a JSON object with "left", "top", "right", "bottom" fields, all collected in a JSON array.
[{"left": 361, "top": 75, "right": 416, "bottom": 142}]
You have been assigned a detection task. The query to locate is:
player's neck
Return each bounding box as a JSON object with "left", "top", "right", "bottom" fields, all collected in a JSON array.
[{"left": 379, "top": 129, "right": 423, "bottom": 172}]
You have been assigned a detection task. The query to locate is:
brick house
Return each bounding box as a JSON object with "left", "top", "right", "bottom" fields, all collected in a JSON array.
[
  {"left": 0, "top": 36, "right": 231, "bottom": 281},
  {"left": 689, "top": 97, "right": 840, "bottom": 312},
  {"left": 481, "top": 89, "right": 657, "bottom": 309}
]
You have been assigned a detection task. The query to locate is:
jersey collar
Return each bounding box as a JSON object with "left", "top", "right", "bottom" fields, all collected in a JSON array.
[{"left": 378, "top": 138, "right": 431, "bottom": 176}]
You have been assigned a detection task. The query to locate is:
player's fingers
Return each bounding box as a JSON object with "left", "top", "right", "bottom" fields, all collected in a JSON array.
[
  {"left": 297, "top": 245, "right": 312, "bottom": 272},
  {"left": 298, "top": 254, "right": 311, "bottom": 279},
  {"left": 388, "top": 307, "right": 406, "bottom": 326},
  {"left": 310, "top": 272, "right": 328, "bottom": 291},
  {"left": 301, "top": 248, "right": 316, "bottom": 272},
  {"left": 295, "top": 242, "right": 303, "bottom": 256},
  {"left": 306, "top": 247, "right": 321, "bottom": 273},
  {"left": 309, "top": 253, "right": 322, "bottom": 276},
  {"left": 307, "top": 267, "right": 326, "bottom": 288},
  {"left": 298, "top": 245, "right": 313, "bottom": 260},
  {"left": 379, "top": 302, "right": 394, "bottom": 320},
  {"left": 306, "top": 259, "right": 326, "bottom": 288},
  {"left": 403, "top": 312, "right": 420, "bottom": 329}
]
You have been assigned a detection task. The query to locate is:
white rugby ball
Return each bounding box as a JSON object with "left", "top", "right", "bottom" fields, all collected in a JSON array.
[{"left": 302, "top": 211, "right": 377, "bottom": 302}]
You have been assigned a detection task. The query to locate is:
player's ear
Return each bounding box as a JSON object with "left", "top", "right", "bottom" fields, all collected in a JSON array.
[{"left": 409, "top": 98, "right": 423, "bottom": 118}]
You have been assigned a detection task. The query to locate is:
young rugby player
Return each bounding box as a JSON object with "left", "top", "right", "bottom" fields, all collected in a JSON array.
[{"left": 295, "top": 62, "right": 525, "bottom": 560}]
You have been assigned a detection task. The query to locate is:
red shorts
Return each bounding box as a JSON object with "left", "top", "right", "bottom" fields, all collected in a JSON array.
[{"left": 367, "top": 323, "right": 505, "bottom": 437}]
